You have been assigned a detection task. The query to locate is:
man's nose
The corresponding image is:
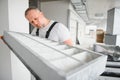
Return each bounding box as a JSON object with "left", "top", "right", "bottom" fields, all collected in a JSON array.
[{"left": 33, "top": 20, "right": 38, "bottom": 25}]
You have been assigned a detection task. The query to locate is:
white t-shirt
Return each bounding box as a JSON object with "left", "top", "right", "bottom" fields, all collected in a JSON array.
[{"left": 31, "top": 20, "right": 71, "bottom": 42}]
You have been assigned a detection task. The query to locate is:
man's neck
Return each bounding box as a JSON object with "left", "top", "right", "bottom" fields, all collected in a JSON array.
[{"left": 43, "top": 19, "right": 50, "bottom": 28}]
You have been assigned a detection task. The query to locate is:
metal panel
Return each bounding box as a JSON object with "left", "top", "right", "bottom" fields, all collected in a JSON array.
[{"left": 3, "top": 31, "right": 107, "bottom": 80}]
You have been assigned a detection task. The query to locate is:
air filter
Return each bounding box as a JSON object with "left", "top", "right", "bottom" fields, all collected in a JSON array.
[{"left": 3, "top": 31, "right": 107, "bottom": 80}]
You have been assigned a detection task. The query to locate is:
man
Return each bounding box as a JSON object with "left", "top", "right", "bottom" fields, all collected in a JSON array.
[{"left": 25, "top": 7, "right": 73, "bottom": 46}]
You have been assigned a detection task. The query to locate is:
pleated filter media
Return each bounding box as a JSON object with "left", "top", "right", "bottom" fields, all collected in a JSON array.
[{"left": 3, "top": 31, "right": 107, "bottom": 80}]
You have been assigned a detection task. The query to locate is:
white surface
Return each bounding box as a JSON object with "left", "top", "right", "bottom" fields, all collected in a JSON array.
[
  {"left": 50, "top": 57, "right": 80, "bottom": 72},
  {"left": 107, "top": 61, "right": 120, "bottom": 66},
  {"left": 0, "top": 0, "right": 29, "bottom": 80},
  {"left": 8, "top": 0, "right": 30, "bottom": 80},
  {"left": 106, "top": 67, "right": 120, "bottom": 73},
  {"left": 0, "top": 0, "right": 12, "bottom": 80},
  {"left": 98, "top": 76, "right": 120, "bottom": 80},
  {"left": 4, "top": 31, "right": 107, "bottom": 80},
  {"left": 8, "top": 0, "right": 29, "bottom": 33},
  {"left": 63, "top": 48, "right": 80, "bottom": 55},
  {"left": 72, "top": 52, "right": 96, "bottom": 63}
]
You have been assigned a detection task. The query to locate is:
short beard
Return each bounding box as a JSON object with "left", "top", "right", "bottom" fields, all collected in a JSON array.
[
  {"left": 39, "top": 24, "right": 45, "bottom": 28},
  {"left": 42, "top": 24, "right": 46, "bottom": 28}
]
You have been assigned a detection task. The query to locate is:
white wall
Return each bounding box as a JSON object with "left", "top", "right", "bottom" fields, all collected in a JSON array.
[
  {"left": 0, "top": 0, "right": 12, "bottom": 80},
  {"left": 97, "top": 20, "right": 107, "bottom": 31},
  {"left": 8, "top": 0, "right": 31, "bottom": 80},
  {"left": 41, "top": 0, "right": 69, "bottom": 26},
  {"left": 69, "top": 4, "right": 86, "bottom": 44},
  {"left": 8, "top": 0, "right": 29, "bottom": 32},
  {"left": 0, "top": 0, "right": 30, "bottom": 80}
]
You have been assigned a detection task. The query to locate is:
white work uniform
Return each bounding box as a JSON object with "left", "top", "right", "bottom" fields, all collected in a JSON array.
[{"left": 31, "top": 20, "right": 71, "bottom": 42}]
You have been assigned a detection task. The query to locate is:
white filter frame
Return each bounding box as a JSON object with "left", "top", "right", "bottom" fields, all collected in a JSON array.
[{"left": 3, "top": 31, "right": 107, "bottom": 80}]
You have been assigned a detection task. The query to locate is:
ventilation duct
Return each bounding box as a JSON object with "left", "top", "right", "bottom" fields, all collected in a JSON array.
[{"left": 71, "top": 0, "right": 89, "bottom": 23}]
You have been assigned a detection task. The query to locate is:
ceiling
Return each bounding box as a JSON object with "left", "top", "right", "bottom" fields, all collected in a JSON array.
[
  {"left": 41, "top": 0, "right": 120, "bottom": 25},
  {"left": 71, "top": 0, "right": 120, "bottom": 25}
]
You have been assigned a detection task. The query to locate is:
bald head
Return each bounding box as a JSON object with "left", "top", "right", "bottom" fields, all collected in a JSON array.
[{"left": 25, "top": 7, "right": 40, "bottom": 17}]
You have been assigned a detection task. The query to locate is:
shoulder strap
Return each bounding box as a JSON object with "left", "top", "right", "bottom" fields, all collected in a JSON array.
[
  {"left": 36, "top": 28, "right": 39, "bottom": 36},
  {"left": 45, "top": 22, "right": 58, "bottom": 38}
]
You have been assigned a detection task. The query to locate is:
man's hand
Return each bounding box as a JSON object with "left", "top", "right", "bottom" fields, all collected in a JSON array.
[
  {"left": 0, "top": 36, "right": 3, "bottom": 39},
  {"left": 64, "top": 38, "right": 73, "bottom": 46}
]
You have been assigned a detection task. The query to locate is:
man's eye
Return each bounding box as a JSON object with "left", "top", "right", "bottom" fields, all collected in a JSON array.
[{"left": 34, "top": 18, "right": 37, "bottom": 20}]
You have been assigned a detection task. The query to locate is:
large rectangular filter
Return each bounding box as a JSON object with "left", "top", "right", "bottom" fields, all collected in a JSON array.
[{"left": 3, "top": 31, "right": 107, "bottom": 80}]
